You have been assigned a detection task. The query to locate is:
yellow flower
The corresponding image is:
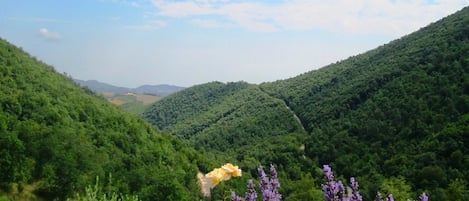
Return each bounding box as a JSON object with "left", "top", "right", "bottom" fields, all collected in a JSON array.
[
  {"left": 198, "top": 163, "right": 242, "bottom": 197},
  {"left": 221, "top": 163, "right": 242, "bottom": 177}
]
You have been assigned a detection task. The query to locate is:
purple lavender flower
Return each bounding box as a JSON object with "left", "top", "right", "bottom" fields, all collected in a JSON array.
[
  {"left": 337, "top": 181, "right": 346, "bottom": 201},
  {"left": 231, "top": 191, "right": 243, "bottom": 201},
  {"left": 270, "top": 164, "right": 280, "bottom": 189},
  {"left": 386, "top": 194, "right": 394, "bottom": 201},
  {"left": 322, "top": 165, "right": 339, "bottom": 201},
  {"left": 418, "top": 192, "right": 428, "bottom": 201},
  {"left": 350, "top": 177, "right": 362, "bottom": 201},
  {"left": 258, "top": 165, "right": 271, "bottom": 201},
  {"left": 319, "top": 165, "right": 429, "bottom": 201},
  {"left": 258, "top": 165, "right": 282, "bottom": 201},
  {"left": 270, "top": 164, "right": 282, "bottom": 201},
  {"left": 245, "top": 179, "right": 258, "bottom": 201}
]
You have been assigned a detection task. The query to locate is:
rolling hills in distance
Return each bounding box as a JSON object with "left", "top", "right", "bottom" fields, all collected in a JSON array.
[
  {"left": 73, "top": 79, "right": 184, "bottom": 114},
  {"left": 73, "top": 79, "right": 184, "bottom": 97},
  {"left": 142, "top": 6, "right": 469, "bottom": 200}
]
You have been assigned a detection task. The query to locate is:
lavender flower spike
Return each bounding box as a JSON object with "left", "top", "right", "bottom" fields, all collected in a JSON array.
[
  {"left": 350, "top": 177, "right": 363, "bottom": 201},
  {"left": 231, "top": 191, "right": 243, "bottom": 201},
  {"left": 258, "top": 166, "right": 271, "bottom": 201},
  {"left": 322, "top": 165, "right": 339, "bottom": 201},
  {"left": 270, "top": 164, "right": 282, "bottom": 201},
  {"left": 337, "top": 181, "right": 346, "bottom": 201},
  {"left": 245, "top": 179, "right": 258, "bottom": 201},
  {"left": 419, "top": 192, "right": 428, "bottom": 201},
  {"left": 386, "top": 194, "right": 394, "bottom": 201},
  {"left": 257, "top": 165, "right": 282, "bottom": 201}
]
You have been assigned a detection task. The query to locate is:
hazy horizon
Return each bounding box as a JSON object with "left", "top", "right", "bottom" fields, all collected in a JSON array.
[{"left": 1, "top": 0, "right": 467, "bottom": 88}]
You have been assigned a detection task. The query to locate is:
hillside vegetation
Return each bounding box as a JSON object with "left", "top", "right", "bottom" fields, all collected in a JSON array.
[
  {"left": 143, "top": 7, "right": 469, "bottom": 200},
  {"left": 144, "top": 81, "right": 308, "bottom": 166},
  {"left": 0, "top": 38, "right": 212, "bottom": 200}
]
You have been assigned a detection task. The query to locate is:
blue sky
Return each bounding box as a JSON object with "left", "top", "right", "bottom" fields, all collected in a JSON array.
[{"left": 1, "top": 0, "right": 467, "bottom": 87}]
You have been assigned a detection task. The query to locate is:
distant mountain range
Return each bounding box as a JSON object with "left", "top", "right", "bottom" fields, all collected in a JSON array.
[{"left": 73, "top": 79, "right": 184, "bottom": 97}]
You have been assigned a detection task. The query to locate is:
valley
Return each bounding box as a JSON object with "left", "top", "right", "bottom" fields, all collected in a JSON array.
[{"left": 1, "top": 5, "right": 468, "bottom": 201}]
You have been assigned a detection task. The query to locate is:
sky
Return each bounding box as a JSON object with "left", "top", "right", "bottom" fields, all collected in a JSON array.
[{"left": 1, "top": 0, "right": 467, "bottom": 87}]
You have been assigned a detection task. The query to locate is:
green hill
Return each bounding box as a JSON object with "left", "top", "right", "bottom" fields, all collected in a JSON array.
[
  {"left": 0, "top": 38, "right": 212, "bottom": 200},
  {"left": 143, "top": 7, "right": 469, "bottom": 200},
  {"left": 143, "top": 81, "right": 308, "bottom": 166}
]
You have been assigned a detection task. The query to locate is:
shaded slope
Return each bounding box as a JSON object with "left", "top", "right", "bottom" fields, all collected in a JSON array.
[{"left": 0, "top": 38, "right": 211, "bottom": 200}]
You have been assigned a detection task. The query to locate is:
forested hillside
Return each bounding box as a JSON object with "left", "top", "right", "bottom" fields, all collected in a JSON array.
[
  {"left": 143, "top": 7, "right": 469, "bottom": 200},
  {"left": 142, "top": 81, "right": 316, "bottom": 199},
  {"left": 0, "top": 38, "right": 213, "bottom": 200}
]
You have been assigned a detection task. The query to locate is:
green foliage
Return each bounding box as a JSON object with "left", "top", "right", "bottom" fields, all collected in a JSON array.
[
  {"left": 446, "top": 179, "right": 468, "bottom": 201},
  {"left": 69, "top": 177, "right": 139, "bottom": 201},
  {"left": 379, "top": 177, "right": 413, "bottom": 201},
  {"left": 281, "top": 173, "right": 324, "bottom": 201},
  {"left": 0, "top": 38, "right": 212, "bottom": 200}
]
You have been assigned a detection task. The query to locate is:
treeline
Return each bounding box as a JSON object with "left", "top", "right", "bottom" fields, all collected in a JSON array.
[{"left": 0, "top": 38, "right": 214, "bottom": 200}]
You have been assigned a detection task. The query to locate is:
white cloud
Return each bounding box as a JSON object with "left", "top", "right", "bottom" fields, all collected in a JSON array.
[
  {"left": 39, "top": 28, "right": 61, "bottom": 41},
  {"left": 151, "top": 0, "right": 468, "bottom": 35}
]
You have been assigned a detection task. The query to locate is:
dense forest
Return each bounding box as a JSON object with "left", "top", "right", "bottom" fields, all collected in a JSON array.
[
  {"left": 0, "top": 38, "right": 215, "bottom": 200},
  {"left": 143, "top": 7, "right": 469, "bottom": 200}
]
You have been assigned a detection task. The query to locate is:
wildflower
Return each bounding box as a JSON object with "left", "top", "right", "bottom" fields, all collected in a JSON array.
[
  {"left": 386, "top": 194, "right": 394, "bottom": 201},
  {"left": 258, "top": 164, "right": 282, "bottom": 201},
  {"left": 245, "top": 179, "right": 258, "bottom": 201},
  {"left": 418, "top": 192, "right": 428, "bottom": 201},
  {"left": 322, "top": 165, "right": 339, "bottom": 201},
  {"left": 198, "top": 163, "right": 242, "bottom": 197},
  {"left": 231, "top": 191, "right": 243, "bottom": 201},
  {"left": 337, "top": 181, "right": 346, "bottom": 201},
  {"left": 350, "top": 177, "right": 362, "bottom": 201}
]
